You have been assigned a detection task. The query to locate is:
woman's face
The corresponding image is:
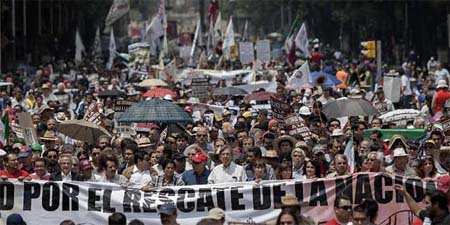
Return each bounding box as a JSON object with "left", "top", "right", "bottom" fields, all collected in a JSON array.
[
  {"left": 281, "top": 168, "right": 292, "bottom": 179},
  {"left": 164, "top": 162, "right": 175, "bottom": 178},
  {"left": 328, "top": 161, "right": 336, "bottom": 173},
  {"left": 105, "top": 160, "right": 117, "bottom": 178},
  {"left": 279, "top": 214, "right": 296, "bottom": 225},
  {"left": 255, "top": 165, "right": 265, "bottom": 178},
  {"left": 150, "top": 153, "right": 158, "bottom": 166},
  {"left": 188, "top": 149, "right": 197, "bottom": 162},
  {"left": 423, "top": 159, "right": 434, "bottom": 174},
  {"left": 305, "top": 161, "right": 316, "bottom": 177}
]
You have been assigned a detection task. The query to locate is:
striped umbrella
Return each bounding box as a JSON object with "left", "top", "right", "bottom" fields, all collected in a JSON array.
[{"left": 118, "top": 99, "right": 193, "bottom": 124}]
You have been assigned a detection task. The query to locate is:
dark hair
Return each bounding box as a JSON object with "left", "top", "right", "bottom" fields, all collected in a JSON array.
[
  {"left": 304, "top": 159, "right": 322, "bottom": 178},
  {"left": 334, "top": 195, "right": 351, "bottom": 208},
  {"left": 108, "top": 212, "right": 126, "bottom": 225},
  {"left": 415, "top": 157, "right": 437, "bottom": 179},
  {"left": 352, "top": 203, "right": 369, "bottom": 218},
  {"left": 196, "top": 218, "right": 221, "bottom": 225},
  {"left": 248, "top": 147, "right": 262, "bottom": 158},
  {"left": 34, "top": 157, "right": 47, "bottom": 167},
  {"left": 370, "top": 130, "right": 382, "bottom": 139},
  {"left": 60, "top": 220, "right": 75, "bottom": 225},
  {"left": 361, "top": 198, "right": 378, "bottom": 222},
  {"left": 98, "top": 149, "right": 119, "bottom": 172},
  {"left": 128, "top": 219, "right": 144, "bottom": 225},
  {"left": 328, "top": 118, "right": 340, "bottom": 127},
  {"left": 161, "top": 159, "right": 176, "bottom": 170},
  {"left": 428, "top": 190, "right": 448, "bottom": 210},
  {"left": 134, "top": 150, "right": 148, "bottom": 165},
  {"left": 279, "top": 152, "right": 292, "bottom": 164},
  {"left": 276, "top": 163, "right": 292, "bottom": 179},
  {"left": 275, "top": 208, "right": 300, "bottom": 225},
  {"left": 4, "top": 152, "right": 17, "bottom": 163}
]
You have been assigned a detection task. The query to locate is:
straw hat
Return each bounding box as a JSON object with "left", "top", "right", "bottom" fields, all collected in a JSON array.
[
  {"left": 437, "top": 80, "right": 448, "bottom": 89},
  {"left": 392, "top": 148, "right": 409, "bottom": 158},
  {"left": 40, "top": 131, "right": 58, "bottom": 141},
  {"left": 282, "top": 194, "right": 300, "bottom": 207},
  {"left": 273, "top": 135, "right": 297, "bottom": 151},
  {"left": 137, "top": 137, "right": 152, "bottom": 148},
  {"left": 265, "top": 150, "right": 278, "bottom": 158}
]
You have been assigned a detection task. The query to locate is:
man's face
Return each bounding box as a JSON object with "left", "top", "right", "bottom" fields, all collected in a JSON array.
[
  {"left": 164, "top": 162, "right": 175, "bottom": 177},
  {"left": 176, "top": 137, "right": 187, "bottom": 150},
  {"left": 335, "top": 199, "right": 352, "bottom": 223},
  {"left": 165, "top": 137, "right": 176, "bottom": 149},
  {"left": 137, "top": 155, "right": 150, "bottom": 171},
  {"left": 394, "top": 156, "right": 408, "bottom": 170},
  {"left": 329, "top": 121, "right": 340, "bottom": 132},
  {"left": 160, "top": 214, "right": 176, "bottom": 225},
  {"left": 292, "top": 151, "right": 305, "bottom": 167},
  {"left": 5, "top": 154, "right": 19, "bottom": 171},
  {"left": 431, "top": 134, "right": 442, "bottom": 148},
  {"left": 220, "top": 149, "right": 232, "bottom": 166},
  {"left": 32, "top": 115, "right": 41, "bottom": 124},
  {"left": 98, "top": 138, "right": 109, "bottom": 148},
  {"left": 34, "top": 161, "right": 46, "bottom": 176},
  {"left": 243, "top": 138, "right": 253, "bottom": 150},
  {"left": 358, "top": 141, "right": 370, "bottom": 154},
  {"left": 60, "top": 157, "right": 72, "bottom": 175},
  {"left": 149, "top": 129, "right": 160, "bottom": 143},
  {"left": 356, "top": 125, "right": 366, "bottom": 136},
  {"left": 193, "top": 161, "right": 205, "bottom": 173},
  {"left": 352, "top": 211, "right": 370, "bottom": 225},
  {"left": 124, "top": 149, "right": 134, "bottom": 164},
  {"left": 155, "top": 146, "right": 164, "bottom": 159},
  {"left": 237, "top": 132, "right": 247, "bottom": 145},
  {"left": 91, "top": 148, "right": 101, "bottom": 163},
  {"left": 279, "top": 141, "right": 292, "bottom": 154},
  {"left": 196, "top": 128, "right": 208, "bottom": 145},
  {"left": 246, "top": 151, "right": 255, "bottom": 164},
  {"left": 335, "top": 157, "right": 347, "bottom": 175},
  {"left": 47, "top": 120, "right": 56, "bottom": 131}
]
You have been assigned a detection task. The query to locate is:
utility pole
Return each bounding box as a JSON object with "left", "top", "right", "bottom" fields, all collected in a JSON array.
[{"left": 376, "top": 40, "right": 382, "bottom": 86}]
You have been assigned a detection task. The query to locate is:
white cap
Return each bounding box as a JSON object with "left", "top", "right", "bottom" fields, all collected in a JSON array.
[
  {"left": 299, "top": 106, "right": 311, "bottom": 116},
  {"left": 0, "top": 149, "right": 6, "bottom": 157},
  {"left": 331, "top": 129, "right": 344, "bottom": 137},
  {"left": 163, "top": 94, "right": 173, "bottom": 101}
]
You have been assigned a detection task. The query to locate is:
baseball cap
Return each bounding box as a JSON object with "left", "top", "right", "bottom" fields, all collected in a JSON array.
[
  {"left": 158, "top": 202, "right": 177, "bottom": 216},
  {"left": 79, "top": 160, "right": 93, "bottom": 172},
  {"left": 18, "top": 146, "right": 31, "bottom": 158},
  {"left": 31, "top": 144, "right": 43, "bottom": 152},
  {"left": 191, "top": 152, "right": 208, "bottom": 163}
]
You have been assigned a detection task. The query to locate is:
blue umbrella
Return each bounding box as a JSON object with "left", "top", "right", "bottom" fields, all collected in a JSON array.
[{"left": 311, "top": 71, "right": 342, "bottom": 87}]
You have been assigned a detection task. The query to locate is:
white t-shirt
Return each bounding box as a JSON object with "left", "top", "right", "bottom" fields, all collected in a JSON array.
[{"left": 401, "top": 75, "right": 412, "bottom": 95}]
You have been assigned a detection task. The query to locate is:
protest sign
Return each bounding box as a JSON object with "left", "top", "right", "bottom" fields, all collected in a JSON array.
[
  {"left": 0, "top": 173, "right": 435, "bottom": 225},
  {"left": 18, "top": 112, "right": 38, "bottom": 146},
  {"left": 256, "top": 40, "right": 271, "bottom": 63},
  {"left": 128, "top": 43, "right": 150, "bottom": 73},
  {"left": 84, "top": 103, "right": 105, "bottom": 127},
  {"left": 285, "top": 114, "right": 311, "bottom": 140},
  {"left": 191, "top": 78, "right": 210, "bottom": 99},
  {"left": 11, "top": 121, "right": 24, "bottom": 139},
  {"left": 239, "top": 42, "right": 255, "bottom": 65},
  {"left": 378, "top": 109, "right": 420, "bottom": 127},
  {"left": 383, "top": 76, "right": 401, "bottom": 102},
  {"left": 270, "top": 96, "right": 290, "bottom": 128}
]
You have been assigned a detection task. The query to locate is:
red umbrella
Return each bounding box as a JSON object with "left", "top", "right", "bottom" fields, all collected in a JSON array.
[
  {"left": 143, "top": 87, "right": 177, "bottom": 98},
  {"left": 244, "top": 91, "right": 278, "bottom": 102}
]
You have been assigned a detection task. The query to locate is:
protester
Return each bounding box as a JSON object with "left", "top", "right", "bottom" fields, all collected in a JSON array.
[
  {"left": 182, "top": 151, "right": 210, "bottom": 185},
  {"left": 208, "top": 145, "right": 247, "bottom": 184},
  {"left": 325, "top": 195, "right": 352, "bottom": 225},
  {"left": 108, "top": 212, "right": 127, "bottom": 225},
  {"left": 158, "top": 202, "right": 180, "bottom": 225}
]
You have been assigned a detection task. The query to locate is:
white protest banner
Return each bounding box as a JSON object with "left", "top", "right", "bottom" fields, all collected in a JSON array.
[
  {"left": 128, "top": 43, "right": 150, "bottom": 73},
  {"left": 239, "top": 42, "right": 255, "bottom": 65},
  {"left": 383, "top": 76, "right": 401, "bottom": 102},
  {"left": 378, "top": 109, "right": 420, "bottom": 127},
  {"left": 256, "top": 40, "right": 271, "bottom": 63},
  {"left": 0, "top": 173, "right": 436, "bottom": 224},
  {"left": 285, "top": 114, "right": 311, "bottom": 141}
]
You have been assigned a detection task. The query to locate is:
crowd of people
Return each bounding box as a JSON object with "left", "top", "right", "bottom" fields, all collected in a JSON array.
[{"left": 1, "top": 33, "right": 450, "bottom": 224}]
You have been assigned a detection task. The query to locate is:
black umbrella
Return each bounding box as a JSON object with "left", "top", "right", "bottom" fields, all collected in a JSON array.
[
  {"left": 322, "top": 98, "right": 379, "bottom": 118},
  {"left": 213, "top": 87, "right": 248, "bottom": 96},
  {"left": 118, "top": 99, "right": 193, "bottom": 124}
]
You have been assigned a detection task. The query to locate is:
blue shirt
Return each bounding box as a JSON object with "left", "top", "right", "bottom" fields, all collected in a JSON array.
[{"left": 182, "top": 169, "right": 211, "bottom": 185}]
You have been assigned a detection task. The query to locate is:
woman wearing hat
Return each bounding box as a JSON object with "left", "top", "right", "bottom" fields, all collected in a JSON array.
[{"left": 431, "top": 80, "right": 450, "bottom": 114}]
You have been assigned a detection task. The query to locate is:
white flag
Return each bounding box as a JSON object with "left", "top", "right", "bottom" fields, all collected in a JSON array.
[
  {"left": 93, "top": 27, "right": 102, "bottom": 63},
  {"left": 295, "top": 23, "right": 310, "bottom": 57},
  {"left": 75, "top": 29, "right": 85, "bottom": 65},
  {"left": 242, "top": 20, "right": 249, "bottom": 41},
  {"left": 344, "top": 136, "right": 355, "bottom": 174},
  {"left": 288, "top": 61, "right": 312, "bottom": 89},
  {"left": 105, "top": 0, "right": 130, "bottom": 26},
  {"left": 107, "top": 28, "right": 116, "bottom": 70},
  {"left": 191, "top": 19, "right": 201, "bottom": 58},
  {"left": 222, "top": 17, "right": 235, "bottom": 59},
  {"left": 213, "top": 12, "right": 222, "bottom": 44}
]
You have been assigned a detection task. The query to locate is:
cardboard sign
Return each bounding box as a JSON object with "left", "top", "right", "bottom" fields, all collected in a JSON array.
[
  {"left": 128, "top": 43, "right": 150, "bottom": 73},
  {"left": 191, "top": 78, "right": 210, "bottom": 99},
  {"left": 113, "top": 100, "right": 134, "bottom": 112},
  {"left": 436, "top": 117, "right": 450, "bottom": 136},
  {"left": 383, "top": 76, "right": 401, "bottom": 102},
  {"left": 256, "top": 40, "right": 271, "bottom": 63},
  {"left": 17, "top": 112, "right": 38, "bottom": 146},
  {"left": 84, "top": 103, "right": 105, "bottom": 127},
  {"left": 285, "top": 114, "right": 312, "bottom": 140},
  {"left": 270, "top": 96, "right": 290, "bottom": 128},
  {"left": 11, "top": 121, "right": 24, "bottom": 139},
  {"left": 239, "top": 42, "right": 255, "bottom": 65}
]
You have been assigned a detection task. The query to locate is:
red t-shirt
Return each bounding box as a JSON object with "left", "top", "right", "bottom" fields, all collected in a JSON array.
[
  {"left": 324, "top": 218, "right": 340, "bottom": 225},
  {"left": 0, "top": 169, "right": 29, "bottom": 178}
]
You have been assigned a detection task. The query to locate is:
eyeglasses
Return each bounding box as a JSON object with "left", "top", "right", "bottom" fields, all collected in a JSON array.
[{"left": 338, "top": 205, "right": 352, "bottom": 210}]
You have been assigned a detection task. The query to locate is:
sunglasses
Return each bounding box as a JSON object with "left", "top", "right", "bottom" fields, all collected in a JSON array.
[
  {"left": 338, "top": 205, "right": 352, "bottom": 210},
  {"left": 197, "top": 134, "right": 207, "bottom": 137}
]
